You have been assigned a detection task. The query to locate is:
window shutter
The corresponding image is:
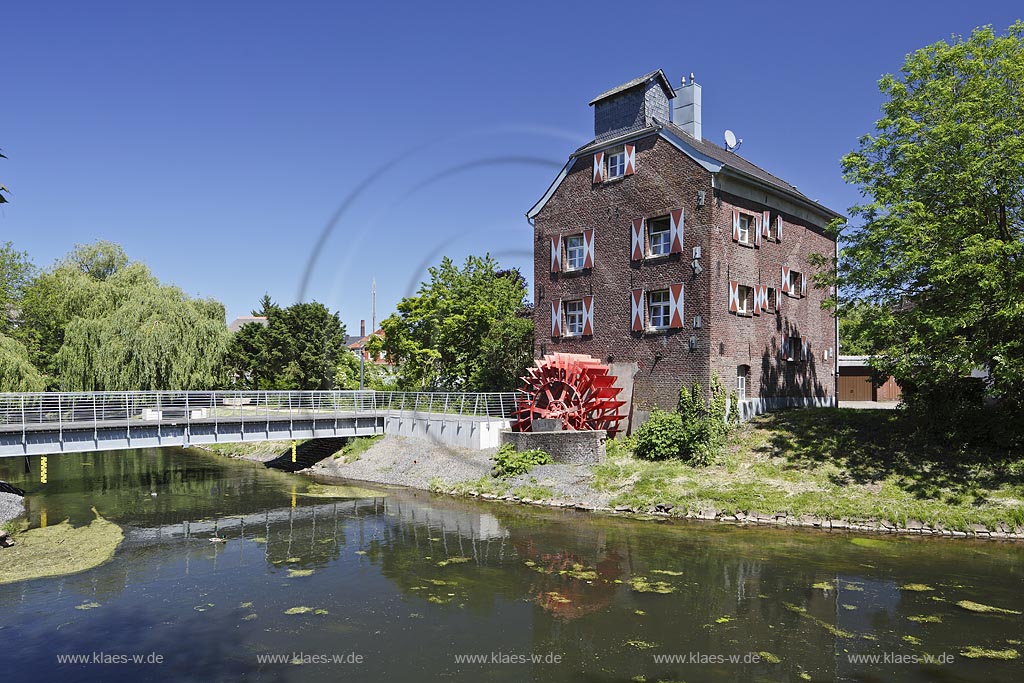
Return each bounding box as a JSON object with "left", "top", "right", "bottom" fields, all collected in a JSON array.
[
  {"left": 669, "top": 209, "right": 684, "bottom": 254},
  {"left": 782, "top": 335, "right": 789, "bottom": 360},
  {"left": 775, "top": 288, "right": 783, "bottom": 311},
  {"left": 669, "top": 283, "right": 684, "bottom": 328},
  {"left": 550, "top": 235, "right": 562, "bottom": 273},
  {"left": 752, "top": 285, "right": 762, "bottom": 315},
  {"left": 754, "top": 214, "right": 762, "bottom": 247},
  {"left": 728, "top": 280, "right": 740, "bottom": 313},
  {"left": 582, "top": 295, "right": 594, "bottom": 336},
  {"left": 631, "top": 219, "right": 645, "bottom": 261},
  {"left": 582, "top": 229, "right": 595, "bottom": 269},
  {"left": 800, "top": 272, "right": 807, "bottom": 297},
  {"left": 762, "top": 210, "right": 771, "bottom": 239},
  {"left": 550, "top": 300, "right": 562, "bottom": 338},
  {"left": 776, "top": 215, "right": 783, "bottom": 242},
  {"left": 630, "top": 289, "right": 645, "bottom": 332},
  {"left": 593, "top": 152, "right": 604, "bottom": 183},
  {"left": 732, "top": 209, "right": 740, "bottom": 242},
  {"left": 781, "top": 266, "right": 790, "bottom": 294},
  {"left": 801, "top": 336, "right": 808, "bottom": 361},
  {"left": 624, "top": 144, "right": 635, "bottom": 175}
]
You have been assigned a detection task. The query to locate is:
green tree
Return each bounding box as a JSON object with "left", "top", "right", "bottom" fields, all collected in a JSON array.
[
  {"left": 369, "top": 256, "right": 533, "bottom": 391},
  {"left": 0, "top": 334, "right": 45, "bottom": 391},
  {"left": 836, "top": 22, "right": 1024, "bottom": 405},
  {"left": 838, "top": 303, "right": 884, "bottom": 356},
  {"left": 0, "top": 241, "right": 34, "bottom": 335},
  {"left": 226, "top": 298, "right": 352, "bottom": 390},
  {"left": 17, "top": 242, "right": 229, "bottom": 390}
]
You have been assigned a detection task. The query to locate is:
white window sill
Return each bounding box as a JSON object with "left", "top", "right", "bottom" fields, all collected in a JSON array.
[{"left": 645, "top": 251, "right": 672, "bottom": 261}]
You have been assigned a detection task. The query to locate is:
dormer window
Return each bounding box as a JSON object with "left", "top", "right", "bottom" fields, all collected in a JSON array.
[{"left": 605, "top": 147, "right": 626, "bottom": 179}]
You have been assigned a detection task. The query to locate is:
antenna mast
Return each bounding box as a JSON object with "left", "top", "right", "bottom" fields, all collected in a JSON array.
[{"left": 371, "top": 278, "right": 376, "bottom": 332}]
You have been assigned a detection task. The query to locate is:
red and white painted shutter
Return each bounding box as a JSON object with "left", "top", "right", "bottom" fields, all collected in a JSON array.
[
  {"left": 630, "top": 289, "right": 645, "bottom": 332},
  {"left": 762, "top": 210, "right": 771, "bottom": 239},
  {"left": 582, "top": 296, "right": 594, "bottom": 336},
  {"left": 593, "top": 152, "right": 604, "bottom": 183},
  {"left": 624, "top": 144, "right": 635, "bottom": 175},
  {"left": 752, "top": 285, "right": 762, "bottom": 315},
  {"left": 550, "top": 235, "right": 562, "bottom": 273},
  {"left": 775, "top": 288, "right": 783, "bottom": 311},
  {"left": 781, "top": 335, "right": 789, "bottom": 360},
  {"left": 668, "top": 283, "right": 684, "bottom": 328},
  {"left": 631, "top": 219, "right": 645, "bottom": 261},
  {"left": 728, "top": 280, "right": 740, "bottom": 313},
  {"left": 754, "top": 214, "right": 763, "bottom": 247},
  {"left": 781, "top": 266, "right": 791, "bottom": 294},
  {"left": 669, "top": 209, "right": 684, "bottom": 254},
  {"left": 732, "top": 209, "right": 740, "bottom": 242},
  {"left": 582, "top": 229, "right": 595, "bottom": 269},
  {"left": 550, "top": 300, "right": 561, "bottom": 338},
  {"left": 776, "top": 215, "right": 783, "bottom": 242},
  {"left": 801, "top": 336, "right": 808, "bottom": 361},
  {"left": 800, "top": 272, "right": 807, "bottom": 297}
]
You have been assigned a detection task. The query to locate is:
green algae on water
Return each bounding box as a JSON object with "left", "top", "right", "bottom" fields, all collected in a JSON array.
[
  {"left": 75, "top": 602, "right": 101, "bottom": 610},
  {"left": 899, "top": 583, "right": 934, "bottom": 592},
  {"left": 284, "top": 606, "right": 313, "bottom": 615},
  {"left": 907, "top": 614, "right": 942, "bottom": 623},
  {"left": 437, "top": 556, "right": 471, "bottom": 567},
  {"left": 0, "top": 508, "right": 123, "bottom": 585},
  {"left": 629, "top": 576, "right": 676, "bottom": 594},
  {"left": 959, "top": 646, "right": 1019, "bottom": 660},
  {"left": 287, "top": 568, "right": 315, "bottom": 578},
  {"left": 650, "top": 569, "right": 684, "bottom": 576},
  {"left": 758, "top": 652, "right": 781, "bottom": 664},
  {"left": 956, "top": 600, "right": 1022, "bottom": 615}
]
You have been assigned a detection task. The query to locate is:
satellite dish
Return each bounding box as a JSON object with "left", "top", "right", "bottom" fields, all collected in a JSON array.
[{"left": 724, "top": 129, "right": 738, "bottom": 150}]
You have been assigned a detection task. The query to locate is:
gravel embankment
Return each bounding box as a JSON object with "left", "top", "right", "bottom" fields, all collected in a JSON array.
[
  {"left": 0, "top": 491, "right": 25, "bottom": 526},
  {"left": 309, "top": 436, "right": 613, "bottom": 507}
]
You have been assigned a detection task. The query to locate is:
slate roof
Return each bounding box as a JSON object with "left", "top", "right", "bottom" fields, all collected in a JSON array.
[{"left": 588, "top": 69, "right": 676, "bottom": 105}]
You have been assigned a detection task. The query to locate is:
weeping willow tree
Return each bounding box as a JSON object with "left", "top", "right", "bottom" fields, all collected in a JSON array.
[
  {"left": 0, "top": 334, "right": 46, "bottom": 391},
  {"left": 17, "top": 242, "right": 230, "bottom": 391}
]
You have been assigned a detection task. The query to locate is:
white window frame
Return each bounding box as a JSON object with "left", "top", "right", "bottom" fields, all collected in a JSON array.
[
  {"left": 789, "top": 269, "right": 803, "bottom": 297},
  {"left": 564, "top": 234, "right": 585, "bottom": 271},
  {"left": 605, "top": 147, "right": 626, "bottom": 180},
  {"left": 647, "top": 216, "right": 671, "bottom": 257},
  {"left": 563, "top": 299, "right": 585, "bottom": 336},
  {"left": 648, "top": 290, "right": 670, "bottom": 330},
  {"left": 737, "top": 214, "right": 752, "bottom": 245},
  {"left": 736, "top": 285, "right": 753, "bottom": 315},
  {"left": 737, "top": 366, "right": 748, "bottom": 401}
]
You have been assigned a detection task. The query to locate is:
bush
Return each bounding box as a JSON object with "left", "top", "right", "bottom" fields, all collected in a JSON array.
[
  {"left": 492, "top": 444, "right": 551, "bottom": 479},
  {"left": 634, "top": 409, "right": 689, "bottom": 461}
]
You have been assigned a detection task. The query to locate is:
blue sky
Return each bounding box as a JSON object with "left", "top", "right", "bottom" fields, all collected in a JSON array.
[{"left": 2, "top": 1, "right": 1021, "bottom": 331}]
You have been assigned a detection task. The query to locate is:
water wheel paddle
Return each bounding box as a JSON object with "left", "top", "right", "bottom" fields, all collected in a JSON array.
[{"left": 512, "top": 353, "right": 625, "bottom": 437}]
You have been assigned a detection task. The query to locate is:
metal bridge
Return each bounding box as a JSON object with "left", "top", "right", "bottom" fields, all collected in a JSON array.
[{"left": 0, "top": 391, "right": 517, "bottom": 457}]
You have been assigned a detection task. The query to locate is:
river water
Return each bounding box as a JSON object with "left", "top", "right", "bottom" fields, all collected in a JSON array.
[{"left": 0, "top": 448, "right": 1021, "bottom": 682}]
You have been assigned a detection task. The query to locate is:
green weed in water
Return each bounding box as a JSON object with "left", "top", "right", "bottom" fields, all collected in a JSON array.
[
  {"left": 959, "top": 646, "right": 1019, "bottom": 660},
  {"left": 956, "top": 600, "right": 1021, "bottom": 615}
]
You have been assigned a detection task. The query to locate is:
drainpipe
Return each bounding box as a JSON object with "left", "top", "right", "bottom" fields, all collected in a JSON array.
[{"left": 834, "top": 236, "right": 840, "bottom": 407}]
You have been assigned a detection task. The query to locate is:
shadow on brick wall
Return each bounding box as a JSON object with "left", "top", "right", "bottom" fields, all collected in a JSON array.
[{"left": 758, "top": 318, "right": 827, "bottom": 400}]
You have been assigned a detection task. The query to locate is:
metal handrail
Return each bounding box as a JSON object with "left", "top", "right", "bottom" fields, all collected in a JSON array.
[{"left": 0, "top": 390, "right": 518, "bottom": 431}]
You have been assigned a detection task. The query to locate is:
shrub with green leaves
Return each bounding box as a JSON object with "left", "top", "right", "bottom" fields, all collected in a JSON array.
[
  {"left": 492, "top": 443, "right": 551, "bottom": 479},
  {"left": 633, "top": 409, "right": 688, "bottom": 461}
]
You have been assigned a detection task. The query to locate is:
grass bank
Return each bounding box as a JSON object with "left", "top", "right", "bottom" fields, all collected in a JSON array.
[{"left": 594, "top": 408, "right": 1024, "bottom": 532}]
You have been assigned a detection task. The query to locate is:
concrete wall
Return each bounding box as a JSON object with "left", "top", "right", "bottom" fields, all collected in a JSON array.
[
  {"left": 383, "top": 413, "right": 510, "bottom": 450},
  {"left": 500, "top": 429, "right": 607, "bottom": 464}
]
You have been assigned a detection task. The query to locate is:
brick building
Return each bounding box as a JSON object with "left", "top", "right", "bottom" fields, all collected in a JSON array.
[{"left": 527, "top": 70, "right": 840, "bottom": 429}]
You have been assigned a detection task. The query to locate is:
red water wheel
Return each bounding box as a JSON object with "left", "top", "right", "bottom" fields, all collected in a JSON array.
[{"left": 512, "top": 353, "right": 625, "bottom": 437}]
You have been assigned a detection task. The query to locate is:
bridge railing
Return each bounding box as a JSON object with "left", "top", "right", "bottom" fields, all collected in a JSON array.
[{"left": 0, "top": 390, "right": 518, "bottom": 431}]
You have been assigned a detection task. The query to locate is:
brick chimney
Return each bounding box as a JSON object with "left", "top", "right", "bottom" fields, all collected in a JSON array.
[
  {"left": 360, "top": 319, "right": 365, "bottom": 337},
  {"left": 672, "top": 73, "right": 702, "bottom": 141}
]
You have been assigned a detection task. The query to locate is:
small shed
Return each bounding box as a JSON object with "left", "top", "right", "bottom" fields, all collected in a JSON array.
[{"left": 837, "top": 356, "right": 901, "bottom": 402}]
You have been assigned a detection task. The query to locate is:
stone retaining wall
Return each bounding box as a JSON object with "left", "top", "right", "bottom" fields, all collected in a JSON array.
[{"left": 500, "top": 430, "right": 606, "bottom": 464}]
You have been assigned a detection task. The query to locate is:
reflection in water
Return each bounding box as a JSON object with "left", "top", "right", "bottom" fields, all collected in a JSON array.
[{"left": 0, "top": 449, "right": 1022, "bottom": 683}]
